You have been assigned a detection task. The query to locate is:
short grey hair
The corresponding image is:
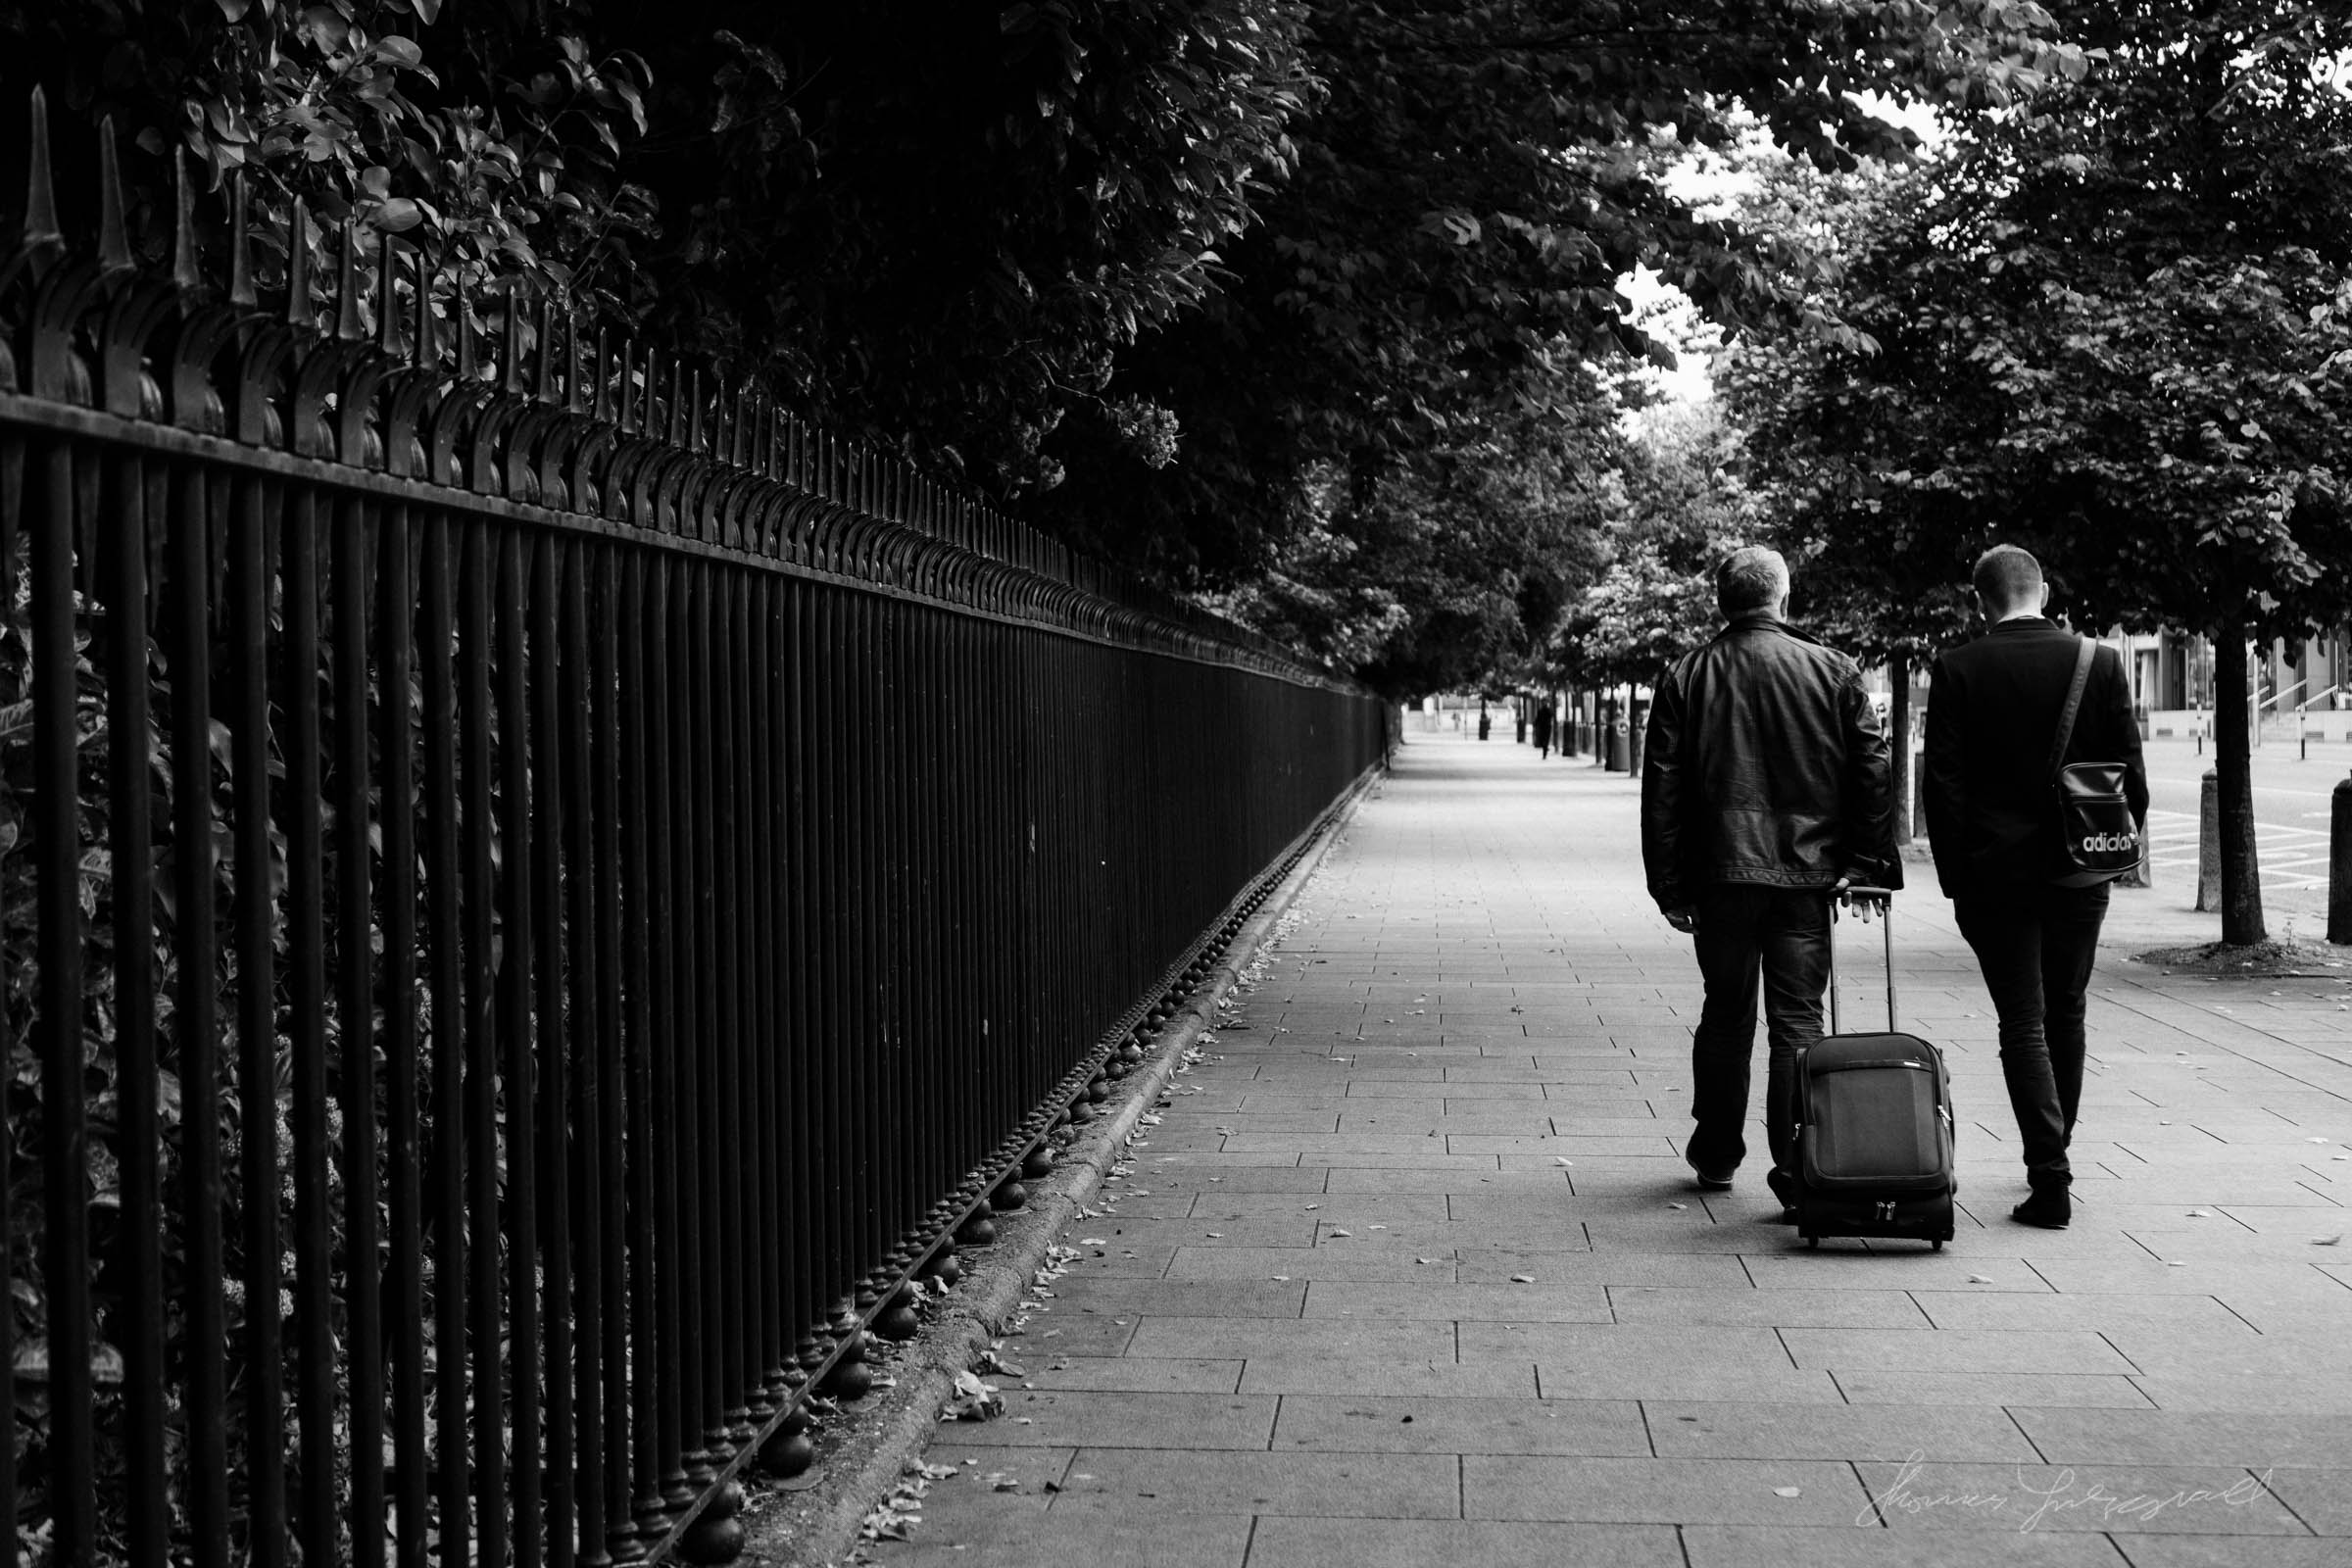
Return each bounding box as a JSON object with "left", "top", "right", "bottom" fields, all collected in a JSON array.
[{"left": 1716, "top": 546, "right": 1789, "bottom": 615}]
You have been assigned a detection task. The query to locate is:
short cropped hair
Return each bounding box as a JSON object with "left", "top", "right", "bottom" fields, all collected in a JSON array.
[
  {"left": 1972, "top": 545, "right": 2044, "bottom": 615},
  {"left": 1716, "top": 546, "right": 1789, "bottom": 615}
]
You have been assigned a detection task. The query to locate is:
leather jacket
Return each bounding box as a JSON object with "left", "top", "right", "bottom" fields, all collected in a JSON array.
[{"left": 1640, "top": 612, "right": 1901, "bottom": 908}]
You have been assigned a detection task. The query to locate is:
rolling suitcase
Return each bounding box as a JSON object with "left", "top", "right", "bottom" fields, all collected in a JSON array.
[{"left": 1793, "top": 889, "right": 1957, "bottom": 1250}]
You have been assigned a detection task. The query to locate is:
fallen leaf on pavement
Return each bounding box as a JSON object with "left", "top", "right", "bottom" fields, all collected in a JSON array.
[
  {"left": 946, "top": 1370, "right": 1004, "bottom": 1422},
  {"left": 1773, "top": 1487, "right": 1801, "bottom": 1498}
]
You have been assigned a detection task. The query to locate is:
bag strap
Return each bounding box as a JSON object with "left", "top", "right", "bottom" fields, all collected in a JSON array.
[{"left": 2046, "top": 636, "right": 2097, "bottom": 779}]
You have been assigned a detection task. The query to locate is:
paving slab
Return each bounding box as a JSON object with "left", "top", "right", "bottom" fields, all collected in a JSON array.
[
  {"left": 1461, "top": 1454, "right": 1872, "bottom": 1524},
  {"left": 1679, "top": 1525, "right": 2132, "bottom": 1568},
  {"left": 1047, "top": 1448, "right": 1459, "bottom": 1518},
  {"left": 1271, "top": 1394, "right": 1646, "bottom": 1455},
  {"left": 1644, "top": 1399, "right": 2038, "bottom": 1461},
  {"left": 947, "top": 1391, "right": 1276, "bottom": 1449},
  {"left": 2008, "top": 1407, "right": 2352, "bottom": 1469},
  {"left": 866, "top": 1504, "right": 1250, "bottom": 1568},
  {"left": 1241, "top": 1518, "right": 1682, "bottom": 1568}
]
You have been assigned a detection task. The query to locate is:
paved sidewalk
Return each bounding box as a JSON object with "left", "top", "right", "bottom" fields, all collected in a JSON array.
[{"left": 872, "top": 734, "right": 2352, "bottom": 1567}]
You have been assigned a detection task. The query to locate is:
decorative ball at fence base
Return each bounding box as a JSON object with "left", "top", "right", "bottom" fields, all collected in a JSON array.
[
  {"left": 677, "top": 1512, "right": 746, "bottom": 1564},
  {"left": 1118, "top": 1043, "right": 1144, "bottom": 1063},
  {"left": 994, "top": 1180, "right": 1028, "bottom": 1211},
  {"left": 956, "top": 1215, "right": 998, "bottom": 1247},
  {"left": 783, "top": 1406, "right": 813, "bottom": 1436},
  {"left": 760, "top": 1428, "right": 815, "bottom": 1478},
  {"left": 872, "top": 1303, "right": 920, "bottom": 1342},
  {"left": 1066, "top": 1101, "right": 1095, "bottom": 1125},
  {"left": 1023, "top": 1147, "right": 1056, "bottom": 1179},
  {"left": 710, "top": 1481, "right": 749, "bottom": 1520},
  {"left": 927, "top": 1251, "right": 962, "bottom": 1287},
  {"left": 823, "top": 1359, "right": 873, "bottom": 1400},
  {"left": 1086, "top": 1079, "right": 1109, "bottom": 1103}
]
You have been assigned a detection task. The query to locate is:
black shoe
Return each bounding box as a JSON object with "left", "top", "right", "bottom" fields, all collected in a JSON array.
[
  {"left": 1689, "top": 1162, "right": 1736, "bottom": 1192},
  {"left": 1766, "top": 1167, "right": 1797, "bottom": 1208},
  {"left": 2010, "top": 1190, "right": 2071, "bottom": 1230}
]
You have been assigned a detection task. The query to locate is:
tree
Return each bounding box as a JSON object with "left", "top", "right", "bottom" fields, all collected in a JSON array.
[
  {"left": 1549, "top": 397, "right": 1755, "bottom": 693},
  {"left": 1724, "top": 2, "right": 2352, "bottom": 942}
]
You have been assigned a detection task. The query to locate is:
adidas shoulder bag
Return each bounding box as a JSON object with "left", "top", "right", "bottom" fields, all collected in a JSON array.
[{"left": 2049, "top": 636, "right": 2140, "bottom": 887}]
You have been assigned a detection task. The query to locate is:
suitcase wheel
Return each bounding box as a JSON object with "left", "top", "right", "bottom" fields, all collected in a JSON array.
[
  {"left": 1932, "top": 1239, "right": 1943, "bottom": 1251},
  {"left": 1806, "top": 1236, "right": 1819, "bottom": 1250}
]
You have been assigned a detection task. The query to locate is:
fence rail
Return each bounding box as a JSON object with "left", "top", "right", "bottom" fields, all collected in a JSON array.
[{"left": 0, "top": 100, "right": 1387, "bottom": 1567}]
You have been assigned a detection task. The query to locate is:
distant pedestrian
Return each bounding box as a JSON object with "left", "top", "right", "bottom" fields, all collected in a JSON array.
[
  {"left": 1533, "top": 701, "right": 1555, "bottom": 759},
  {"left": 1923, "top": 545, "right": 2147, "bottom": 1230},
  {"left": 1642, "top": 547, "right": 1900, "bottom": 1209}
]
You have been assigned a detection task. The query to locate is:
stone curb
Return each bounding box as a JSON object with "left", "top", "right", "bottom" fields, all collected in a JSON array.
[{"left": 740, "top": 767, "right": 1379, "bottom": 1566}]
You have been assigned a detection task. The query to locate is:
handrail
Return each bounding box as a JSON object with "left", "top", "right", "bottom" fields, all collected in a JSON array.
[{"left": 2257, "top": 677, "right": 2310, "bottom": 714}]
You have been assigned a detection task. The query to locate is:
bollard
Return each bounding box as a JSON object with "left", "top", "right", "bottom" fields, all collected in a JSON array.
[
  {"left": 2194, "top": 766, "right": 2220, "bottom": 912},
  {"left": 2331, "top": 771, "right": 2352, "bottom": 943}
]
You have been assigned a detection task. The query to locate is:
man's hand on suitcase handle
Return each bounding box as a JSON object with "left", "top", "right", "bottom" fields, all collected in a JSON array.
[{"left": 1835, "top": 881, "right": 1893, "bottom": 924}]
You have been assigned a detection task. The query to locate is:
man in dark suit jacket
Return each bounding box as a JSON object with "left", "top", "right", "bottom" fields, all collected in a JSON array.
[{"left": 1924, "top": 545, "right": 2149, "bottom": 1229}]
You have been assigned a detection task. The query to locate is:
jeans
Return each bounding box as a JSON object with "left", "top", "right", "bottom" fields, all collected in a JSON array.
[
  {"left": 1953, "top": 881, "right": 2111, "bottom": 1191},
  {"left": 1688, "top": 885, "right": 1833, "bottom": 1180}
]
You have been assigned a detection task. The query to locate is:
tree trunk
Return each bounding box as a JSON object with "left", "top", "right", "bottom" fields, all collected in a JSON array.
[
  {"left": 2214, "top": 625, "right": 2267, "bottom": 945},
  {"left": 1889, "top": 650, "right": 1913, "bottom": 845}
]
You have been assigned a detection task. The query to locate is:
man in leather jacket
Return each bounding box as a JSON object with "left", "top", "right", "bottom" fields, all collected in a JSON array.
[{"left": 1641, "top": 547, "right": 1901, "bottom": 1209}]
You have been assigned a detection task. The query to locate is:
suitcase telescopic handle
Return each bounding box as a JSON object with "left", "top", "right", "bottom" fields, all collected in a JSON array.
[{"left": 1827, "top": 886, "right": 1896, "bottom": 1036}]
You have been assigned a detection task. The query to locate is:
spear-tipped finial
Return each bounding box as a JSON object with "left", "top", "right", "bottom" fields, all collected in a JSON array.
[
  {"left": 24, "top": 87, "right": 61, "bottom": 256},
  {"left": 286, "top": 203, "right": 314, "bottom": 328},
  {"left": 335, "top": 221, "right": 365, "bottom": 341},
  {"left": 172, "top": 147, "right": 202, "bottom": 290},
  {"left": 503, "top": 286, "right": 528, "bottom": 394},
  {"left": 96, "top": 118, "right": 131, "bottom": 272},
  {"left": 564, "top": 317, "right": 586, "bottom": 414},
  {"left": 412, "top": 258, "right": 436, "bottom": 369},
  {"left": 376, "top": 232, "right": 402, "bottom": 356},
  {"left": 455, "top": 287, "right": 477, "bottom": 380},
  {"left": 534, "top": 294, "right": 558, "bottom": 404},
  {"left": 228, "top": 174, "right": 256, "bottom": 306}
]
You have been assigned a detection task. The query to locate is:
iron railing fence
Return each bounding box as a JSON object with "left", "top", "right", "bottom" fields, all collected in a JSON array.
[{"left": 0, "top": 102, "right": 1388, "bottom": 1567}]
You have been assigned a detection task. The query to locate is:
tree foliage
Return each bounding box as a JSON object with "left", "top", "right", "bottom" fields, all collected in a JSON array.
[{"left": 593, "top": 0, "right": 1313, "bottom": 496}]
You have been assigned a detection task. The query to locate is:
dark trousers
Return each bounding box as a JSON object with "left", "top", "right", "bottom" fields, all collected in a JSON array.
[
  {"left": 1953, "top": 881, "right": 2110, "bottom": 1191},
  {"left": 1688, "top": 885, "right": 1833, "bottom": 1179}
]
